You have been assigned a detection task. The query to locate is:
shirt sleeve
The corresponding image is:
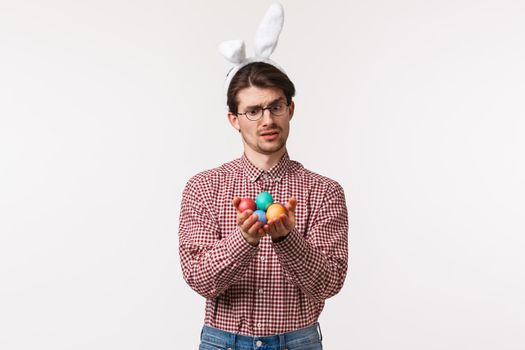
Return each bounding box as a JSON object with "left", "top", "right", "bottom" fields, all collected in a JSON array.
[
  {"left": 178, "top": 176, "right": 258, "bottom": 299},
  {"left": 272, "top": 182, "right": 349, "bottom": 302}
]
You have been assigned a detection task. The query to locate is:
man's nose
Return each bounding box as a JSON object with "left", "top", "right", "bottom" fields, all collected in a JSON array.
[{"left": 260, "top": 108, "right": 274, "bottom": 123}]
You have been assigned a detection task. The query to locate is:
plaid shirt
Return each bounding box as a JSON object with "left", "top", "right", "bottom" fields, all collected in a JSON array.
[{"left": 178, "top": 151, "right": 349, "bottom": 336}]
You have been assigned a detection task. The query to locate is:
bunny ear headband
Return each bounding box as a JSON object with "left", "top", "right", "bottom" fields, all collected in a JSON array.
[{"left": 219, "top": 3, "right": 287, "bottom": 99}]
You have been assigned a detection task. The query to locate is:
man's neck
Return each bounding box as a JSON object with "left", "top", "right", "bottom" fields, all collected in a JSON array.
[{"left": 244, "top": 147, "right": 287, "bottom": 171}]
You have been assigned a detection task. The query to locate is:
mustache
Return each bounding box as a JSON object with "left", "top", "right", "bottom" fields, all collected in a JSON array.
[{"left": 258, "top": 126, "right": 281, "bottom": 135}]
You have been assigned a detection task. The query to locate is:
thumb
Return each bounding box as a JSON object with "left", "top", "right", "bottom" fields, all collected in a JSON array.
[
  {"left": 285, "top": 197, "right": 297, "bottom": 215},
  {"left": 232, "top": 197, "right": 241, "bottom": 210}
]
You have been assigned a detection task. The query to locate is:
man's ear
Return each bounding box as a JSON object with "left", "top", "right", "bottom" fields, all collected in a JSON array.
[
  {"left": 289, "top": 100, "right": 295, "bottom": 120},
  {"left": 227, "top": 112, "right": 241, "bottom": 131}
]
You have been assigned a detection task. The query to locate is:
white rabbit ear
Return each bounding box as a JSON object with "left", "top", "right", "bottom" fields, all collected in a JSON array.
[
  {"left": 254, "top": 3, "right": 284, "bottom": 58},
  {"left": 219, "top": 40, "right": 246, "bottom": 64}
]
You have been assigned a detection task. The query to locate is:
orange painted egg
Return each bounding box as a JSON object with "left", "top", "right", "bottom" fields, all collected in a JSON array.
[{"left": 266, "top": 203, "right": 287, "bottom": 222}]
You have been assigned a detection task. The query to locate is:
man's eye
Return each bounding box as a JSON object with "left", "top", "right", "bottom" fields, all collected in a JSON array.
[
  {"left": 248, "top": 108, "right": 260, "bottom": 116},
  {"left": 271, "top": 104, "right": 283, "bottom": 112}
]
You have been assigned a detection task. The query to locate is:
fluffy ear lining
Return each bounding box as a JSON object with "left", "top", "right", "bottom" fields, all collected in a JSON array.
[
  {"left": 219, "top": 40, "right": 246, "bottom": 64},
  {"left": 254, "top": 3, "right": 284, "bottom": 58},
  {"left": 220, "top": 3, "right": 287, "bottom": 98}
]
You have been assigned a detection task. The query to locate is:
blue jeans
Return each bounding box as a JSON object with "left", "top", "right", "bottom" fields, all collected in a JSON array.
[{"left": 199, "top": 323, "right": 323, "bottom": 350}]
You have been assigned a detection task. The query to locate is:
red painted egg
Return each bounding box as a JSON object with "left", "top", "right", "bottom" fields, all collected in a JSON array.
[{"left": 238, "top": 198, "right": 256, "bottom": 213}]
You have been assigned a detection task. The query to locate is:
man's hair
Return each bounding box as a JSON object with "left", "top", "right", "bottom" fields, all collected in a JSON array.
[{"left": 227, "top": 62, "right": 296, "bottom": 115}]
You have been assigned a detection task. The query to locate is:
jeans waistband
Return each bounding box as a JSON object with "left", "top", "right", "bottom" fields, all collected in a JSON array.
[{"left": 200, "top": 322, "right": 323, "bottom": 350}]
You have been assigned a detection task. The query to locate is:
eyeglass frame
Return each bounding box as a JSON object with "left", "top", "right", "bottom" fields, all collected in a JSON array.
[{"left": 235, "top": 100, "right": 291, "bottom": 121}]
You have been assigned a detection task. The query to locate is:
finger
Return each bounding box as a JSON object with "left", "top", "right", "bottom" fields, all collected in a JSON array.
[
  {"left": 285, "top": 197, "right": 297, "bottom": 214},
  {"left": 285, "top": 204, "right": 296, "bottom": 223},
  {"left": 241, "top": 213, "right": 259, "bottom": 233},
  {"left": 236, "top": 210, "right": 245, "bottom": 226},
  {"left": 240, "top": 214, "right": 255, "bottom": 232},
  {"left": 237, "top": 210, "right": 253, "bottom": 226},
  {"left": 242, "top": 214, "right": 262, "bottom": 232},
  {"left": 275, "top": 216, "right": 287, "bottom": 233},
  {"left": 267, "top": 220, "right": 278, "bottom": 236},
  {"left": 288, "top": 210, "right": 295, "bottom": 222},
  {"left": 280, "top": 214, "right": 292, "bottom": 231},
  {"left": 247, "top": 220, "right": 264, "bottom": 236},
  {"left": 242, "top": 209, "right": 254, "bottom": 218},
  {"left": 232, "top": 197, "right": 241, "bottom": 211}
]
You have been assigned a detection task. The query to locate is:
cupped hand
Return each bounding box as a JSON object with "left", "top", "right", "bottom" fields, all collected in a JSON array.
[
  {"left": 264, "top": 197, "right": 297, "bottom": 242},
  {"left": 233, "top": 197, "right": 266, "bottom": 246}
]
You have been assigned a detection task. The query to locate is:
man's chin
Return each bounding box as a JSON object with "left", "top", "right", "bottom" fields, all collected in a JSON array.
[{"left": 257, "top": 142, "right": 285, "bottom": 155}]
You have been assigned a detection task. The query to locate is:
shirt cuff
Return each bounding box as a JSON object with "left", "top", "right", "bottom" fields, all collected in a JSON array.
[
  {"left": 272, "top": 228, "right": 308, "bottom": 268},
  {"left": 225, "top": 227, "right": 259, "bottom": 264}
]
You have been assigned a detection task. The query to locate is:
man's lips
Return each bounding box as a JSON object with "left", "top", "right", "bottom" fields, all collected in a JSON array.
[
  {"left": 260, "top": 130, "right": 279, "bottom": 136},
  {"left": 260, "top": 131, "right": 279, "bottom": 141}
]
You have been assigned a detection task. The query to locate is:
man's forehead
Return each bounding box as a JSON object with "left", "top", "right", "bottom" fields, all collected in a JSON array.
[{"left": 237, "top": 87, "right": 286, "bottom": 108}]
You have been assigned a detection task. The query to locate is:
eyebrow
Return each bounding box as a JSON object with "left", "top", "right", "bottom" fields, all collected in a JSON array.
[{"left": 245, "top": 98, "right": 285, "bottom": 110}]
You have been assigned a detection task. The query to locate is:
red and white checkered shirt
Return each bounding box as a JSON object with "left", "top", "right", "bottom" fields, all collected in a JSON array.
[{"left": 178, "top": 151, "right": 348, "bottom": 336}]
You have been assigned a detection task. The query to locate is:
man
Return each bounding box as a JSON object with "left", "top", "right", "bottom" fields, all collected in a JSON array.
[{"left": 178, "top": 61, "right": 349, "bottom": 349}]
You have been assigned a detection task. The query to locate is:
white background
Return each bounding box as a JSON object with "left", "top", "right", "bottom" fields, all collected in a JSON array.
[{"left": 1, "top": 0, "right": 524, "bottom": 349}]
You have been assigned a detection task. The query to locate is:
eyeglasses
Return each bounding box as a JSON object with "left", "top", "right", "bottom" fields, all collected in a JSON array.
[{"left": 236, "top": 101, "right": 290, "bottom": 121}]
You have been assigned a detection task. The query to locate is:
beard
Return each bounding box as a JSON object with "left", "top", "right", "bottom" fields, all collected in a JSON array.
[
  {"left": 256, "top": 138, "right": 286, "bottom": 154},
  {"left": 241, "top": 132, "right": 287, "bottom": 155}
]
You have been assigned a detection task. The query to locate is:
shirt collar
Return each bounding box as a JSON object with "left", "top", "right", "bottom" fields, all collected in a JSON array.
[{"left": 241, "top": 151, "right": 291, "bottom": 183}]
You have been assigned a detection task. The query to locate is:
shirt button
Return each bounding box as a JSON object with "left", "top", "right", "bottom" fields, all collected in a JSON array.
[
  {"left": 257, "top": 322, "right": 262, "bottom": 328},
  {"left": 258, "top": 288, "right": 264, "bottom": 294},
  {"left": 256, "top": 340, "right": 263, "bottom": 347},
  {"left": 259, "top": 256, "right": 265, "bottom": 261}
]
